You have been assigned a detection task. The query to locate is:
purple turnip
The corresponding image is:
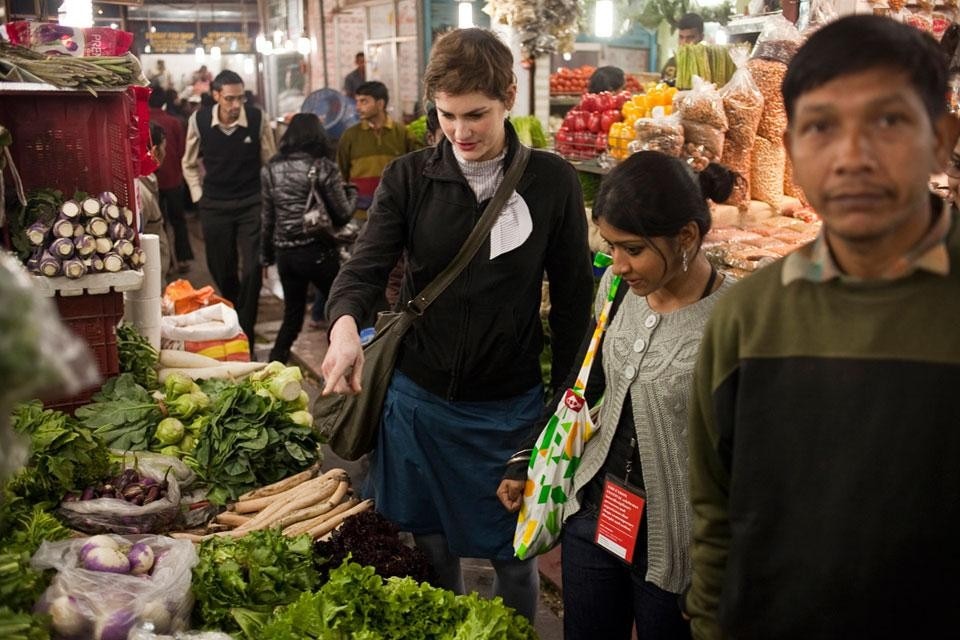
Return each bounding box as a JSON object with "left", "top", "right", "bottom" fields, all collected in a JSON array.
[
  {"left": 102, "top": 252, "right": 124, "bottom": 272},
  {"left": 39, "top": 251, "right": 62, "bottom": 277},
  {"left": 47, "top": 595, "right": 90, "bottom": 637},
  {"left": 80, "top": 535, "right": 119, "bottom": 561},
  {"left": 99, "top": 191, "right": 118, "bottom": 206},
  {"left": 26, "top": 221, "right": 49, "bottom": 246},
  {"left": 63, "top": 258, "right": 87, "bottom": 279},
  {"left": 87, "top": 217, "right": 110, "bottom": 238},
  {"left": 82, "top": 546, "right": 131, "bottom": 573},
  {"left": 60, "top": 199, "right": 81, "bottom": 219},
  {"left": 81, "top": 197, "right": 101, "bottom": 216},
  {"left": 52, "top": 217, "right": 76, "bottom": 239},
  {"left": 127, "top": 542, "right": 155, "bottom": 575},
  {"left": 94, "top": 608, "right": 137, "bottom": 640},
  {"left": 102, "top": 203, "right": 121, "bottom": 221}
]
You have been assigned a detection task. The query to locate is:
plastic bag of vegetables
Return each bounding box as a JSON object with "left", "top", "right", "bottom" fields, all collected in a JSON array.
[
  {"left": 56, "top": 452, "right": 193, "bottom": 535},
  {"left": 31, "top": 534, "right": 198, "bottom": 640},
  {"left": 0, "top": 250, "right": 100, "bottom": 482}
]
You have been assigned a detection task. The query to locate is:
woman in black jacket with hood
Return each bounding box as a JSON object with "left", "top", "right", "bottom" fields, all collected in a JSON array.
[{"left": 261, "top": 113, "right": 357, "bottom": 363}]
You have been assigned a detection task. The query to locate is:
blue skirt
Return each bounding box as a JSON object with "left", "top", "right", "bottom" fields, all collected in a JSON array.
[{"left": 367, "top": 370, "right": 543, "bottom": 560}]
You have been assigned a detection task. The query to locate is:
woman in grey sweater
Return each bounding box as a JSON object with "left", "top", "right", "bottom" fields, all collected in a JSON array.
[{"left": 499, "top": 151, "right": 737, "bottom": 640}]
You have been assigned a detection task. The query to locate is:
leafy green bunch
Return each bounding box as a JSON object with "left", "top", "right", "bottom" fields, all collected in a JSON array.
[
  {"left": 243, "top": 561, "right": 538, "bottom": 640},
  {"left": 190, "top": 379, "right": 321, "bottom": 505},
  {"left": 192, "top": 529, "right": 320, "bottom": 633}
]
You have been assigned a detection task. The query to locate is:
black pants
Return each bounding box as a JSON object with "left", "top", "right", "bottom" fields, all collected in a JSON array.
[
  {"left": 159, "top": 185, "right": 194, "bottom": 262},
  {"left": 198, "top": 197, "right": 262, "bottom": 355},
  {"left": 270, "top": 244, "right": 340, "bottom": 363}
]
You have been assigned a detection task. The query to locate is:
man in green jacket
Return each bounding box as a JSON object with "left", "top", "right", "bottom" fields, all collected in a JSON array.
[{"left": 686, "top": 15, "right": 960, "bottom": 640}]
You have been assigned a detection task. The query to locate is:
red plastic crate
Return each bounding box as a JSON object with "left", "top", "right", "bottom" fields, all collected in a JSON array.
[
  {"left": 0, "top": 87, "right": 140, "bottom": 211},
  {"left": 45, "top": 291, "right": 124, "bottom": 415}
]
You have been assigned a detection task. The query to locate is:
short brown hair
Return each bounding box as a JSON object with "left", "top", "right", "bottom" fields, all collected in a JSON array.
[{"left": 422, "top": 28, "right": 515, "bottom": 104}]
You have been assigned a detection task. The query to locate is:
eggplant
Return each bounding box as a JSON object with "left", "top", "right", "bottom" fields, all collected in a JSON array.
[
  {"left": 50, "top": 236, "right": 76, "bottom": 258},
  {"left": 39, "top": 251, "right": 62, "bottom": 277},
  {"left": 26, "top": 221, "right": 49, "bottom": 246},
  {"left": 143, "top": 485, "right": 161, "bottom": 504},
  {"left": 52, "top": 217, "right": 76, "bottom": 239},
  {"left": 81, "top": 197, "right": 101, "bottom": 216},
  {"left": 60, "top": 199, "right": 81, "bottom": 219},
  {"left": 121, "top": 484, "right": 143, "bottom": 501},
  {"left": 102, "top": 252, "right": 124, "bottom": 272},
  {"left": 75, "top": 234, "right": 96, "bottom": 257},
  {"left": 63, "top": 258, "right": 87, "bottom": 279},
  {"left": 86, "top": 216, "right": 109, "bottom": 238}
]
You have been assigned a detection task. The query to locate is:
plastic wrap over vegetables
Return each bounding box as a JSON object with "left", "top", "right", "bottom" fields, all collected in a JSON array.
[
  {"left": 0, "top": 250, "right": 99, "bottom": 481},
  {"left": 31, "top": 534, "right": 197, "bottom": 640},
  {"left": 56, "top": 452, "right": 194, "bottom": 535}
]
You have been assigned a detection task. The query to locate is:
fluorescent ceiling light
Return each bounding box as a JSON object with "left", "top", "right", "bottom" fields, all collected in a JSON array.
[
  {"left": 595, "top": 0, "right": 614, "bottom": 38},
  {"left": 458, "top": 2, "right": 474, "bottom": 28}
]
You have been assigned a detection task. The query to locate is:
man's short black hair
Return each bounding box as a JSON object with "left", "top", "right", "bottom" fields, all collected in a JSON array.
[
  {"left": 212, "top": 70, "right": 244, "bottom": 92},
  {"left": 588, "top": 66, "right": 625, "bottom": 93},
  {"left": 783, "top": 15, "right": 948, "bottom": 124},
  {"left": 356, "top": 80, "right": 389, "bottom": 107},
  {"left": 678, "top": 13, "right": 704, "bottom": 34}
]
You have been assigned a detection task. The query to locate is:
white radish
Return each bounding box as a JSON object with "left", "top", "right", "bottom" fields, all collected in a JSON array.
[
  {"left": 157, "top": 361, "right": 269, "bottom": 382},
  {"left": 159, "top": 349, "right": 225, "bottom": 368}
]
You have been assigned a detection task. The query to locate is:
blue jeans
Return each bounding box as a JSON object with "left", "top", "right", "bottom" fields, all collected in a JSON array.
[{"left": 561, "top": 514, "right": 691, "bottom": 640}]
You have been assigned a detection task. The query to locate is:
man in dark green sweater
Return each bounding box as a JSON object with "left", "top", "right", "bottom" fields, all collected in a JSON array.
[{"left": 686, "top": 16, "right": 960, "bottom": 640}]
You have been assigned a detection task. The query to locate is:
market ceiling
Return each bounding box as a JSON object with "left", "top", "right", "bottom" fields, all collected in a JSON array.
[{"left": 124, "top": 1, "right": 258, "bottom": 24}]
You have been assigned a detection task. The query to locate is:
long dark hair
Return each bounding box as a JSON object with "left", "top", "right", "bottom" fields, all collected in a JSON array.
[
  {"left": 278, "top": 113, "right": 331, "bottom": 159},
  {"left": 592, "top": 151, "right": 735, "bottom": 264}
]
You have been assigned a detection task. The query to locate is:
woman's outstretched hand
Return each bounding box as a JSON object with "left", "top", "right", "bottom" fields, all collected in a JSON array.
[{"left": 321, "top": 315, "right": 364, "bottom": 395}]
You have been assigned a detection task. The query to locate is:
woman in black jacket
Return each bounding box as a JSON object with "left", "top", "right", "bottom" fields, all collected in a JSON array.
[
  {"left": 261, "top": 113, "right": 356, "bottom": 363},
  {"left": 321, "top": 28, "right": 594, "bottom": 621}
]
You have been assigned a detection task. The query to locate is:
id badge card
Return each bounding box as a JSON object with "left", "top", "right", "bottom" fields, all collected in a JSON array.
[{"left": 594, "top": 474, "right": 645, "bottom": 564}]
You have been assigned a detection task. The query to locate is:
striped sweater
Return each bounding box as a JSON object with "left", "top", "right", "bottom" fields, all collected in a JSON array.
[
  {"left": 687, "top": 210, "right": 960, "bottom": 640},
  {"left": 336, "top": 117, "right": 416, "bottom": 217}
]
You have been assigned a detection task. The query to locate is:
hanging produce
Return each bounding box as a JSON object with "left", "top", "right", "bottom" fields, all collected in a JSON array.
[
  {"left": 485, "top": 0, "right": 581, "bottom": 59},
  {"left": 0, "top": 41, "right": 144, "bottom": 94}
]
